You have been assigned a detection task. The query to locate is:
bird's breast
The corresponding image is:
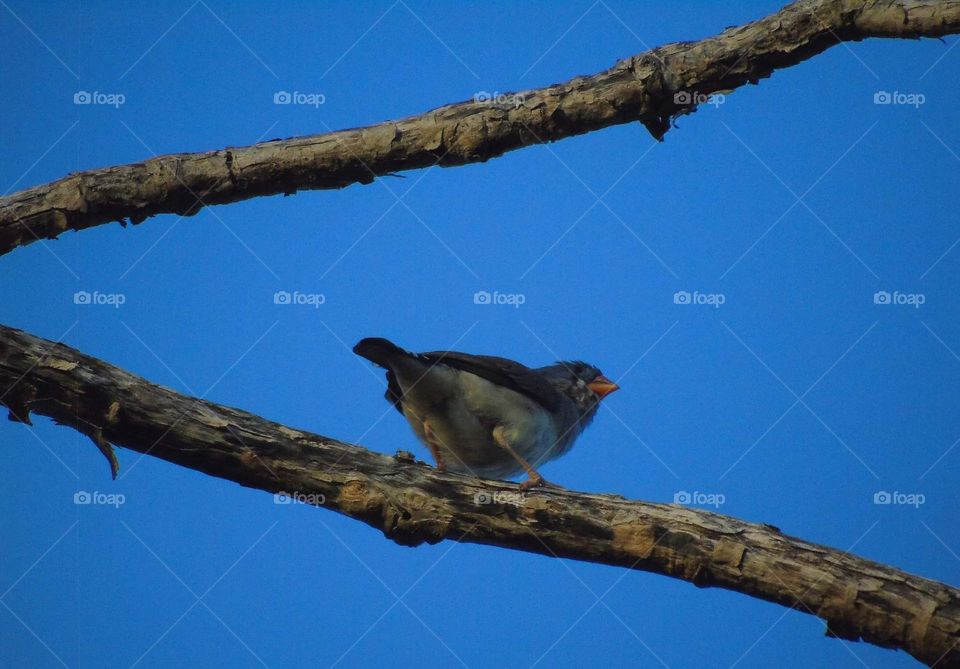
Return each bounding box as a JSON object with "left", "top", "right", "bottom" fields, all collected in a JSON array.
[{"left": 399, "top": 368, "right": 561, "bottom": 478}]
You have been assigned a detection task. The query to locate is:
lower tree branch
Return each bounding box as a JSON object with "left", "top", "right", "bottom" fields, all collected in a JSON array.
[
  {"left": 2, "top": 0, "right": 959, "bottom": 257},
  {"left": 1, "top": 322, "right": 958, "bottom": 666}
]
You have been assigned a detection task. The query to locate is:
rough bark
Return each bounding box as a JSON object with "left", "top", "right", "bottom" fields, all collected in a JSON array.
[
  {"left": 1, "top": 0, "right": 959, "bottom": 257},
  {"left": 1, "top": 323, "right": 957, "bottom": 667}
]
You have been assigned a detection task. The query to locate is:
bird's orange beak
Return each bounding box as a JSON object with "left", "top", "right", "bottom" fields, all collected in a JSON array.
[{"left": 588, "top": 375, "right": 620, "bottom": 399}]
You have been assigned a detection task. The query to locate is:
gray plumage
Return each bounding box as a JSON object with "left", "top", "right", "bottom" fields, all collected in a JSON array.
[{"left": 353, "top": 337, "right": 617, "bottom": 481}]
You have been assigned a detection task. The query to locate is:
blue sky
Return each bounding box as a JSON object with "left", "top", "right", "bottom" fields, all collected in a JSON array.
[{"left": 1, "top": 1, "right": 958, "bottom": 667}]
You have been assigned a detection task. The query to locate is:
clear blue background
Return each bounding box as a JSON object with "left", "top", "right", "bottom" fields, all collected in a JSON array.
[{"left": 1, "top": 2, "right": 958, "bottom": 667}]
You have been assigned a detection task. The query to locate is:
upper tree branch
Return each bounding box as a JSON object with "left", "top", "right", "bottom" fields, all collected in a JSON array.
[
  {"left": 1, "top": 322, "right": 958, "bottom": 667},
  {"left": 2, "top": 0, "right": 959, "bottom": 257}
]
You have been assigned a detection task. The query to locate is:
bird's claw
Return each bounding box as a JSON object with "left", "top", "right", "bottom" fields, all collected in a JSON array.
[
  {"left": 422, "top": 422, "right": 449, "bottom": 472},
  {"left": 519, "top": 474, "right": 546, "bottom": 492}
]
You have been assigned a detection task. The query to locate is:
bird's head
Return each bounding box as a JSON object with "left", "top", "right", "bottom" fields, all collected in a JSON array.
[{"left": 539, "top": 361, "right": 619, "bottom": 421}]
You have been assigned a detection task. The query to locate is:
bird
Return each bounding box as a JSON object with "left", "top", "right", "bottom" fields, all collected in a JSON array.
[{"left": 353, "top": 337, "right": 619, "bottom": 490}]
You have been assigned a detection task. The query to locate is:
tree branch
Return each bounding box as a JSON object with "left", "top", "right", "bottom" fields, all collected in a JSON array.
[
  {"left": 2, "top": 0, "right": 959, "bottom": 257},
  {"left": 2, "top": 322, "right": 958, "bottom": 666}
]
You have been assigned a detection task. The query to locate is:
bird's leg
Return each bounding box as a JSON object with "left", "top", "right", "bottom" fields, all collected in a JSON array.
[
  {"left": 492, "top": 425, "right": 546, "bottom": 491},
  {"left": 422, "top": 421, "right": 447, "bottom": 472}
]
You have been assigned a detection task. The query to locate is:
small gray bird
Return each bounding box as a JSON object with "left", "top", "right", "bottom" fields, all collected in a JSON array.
[{"left": 353, "top": 338, "right": 619, "bottom": 489}]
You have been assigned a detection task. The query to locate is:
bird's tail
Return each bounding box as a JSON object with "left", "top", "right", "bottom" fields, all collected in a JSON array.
[{"left": 352, "top": 337, "right": 408, "bottom": 368}]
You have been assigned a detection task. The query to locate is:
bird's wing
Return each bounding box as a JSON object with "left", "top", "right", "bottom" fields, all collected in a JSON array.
[{"left": 419, "top": 351, "right": 567, "bottom": 413}]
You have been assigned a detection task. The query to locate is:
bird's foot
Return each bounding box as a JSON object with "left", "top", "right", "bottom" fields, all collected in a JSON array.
[
  {"left": 427, "top": 444, "right": 446, "bottom": 471},
  {"left": 519, "top": 473, "right": 547, "bottom": 492},
  {"left": 423, "top": 422, "right": 447, "bottom": 472}
]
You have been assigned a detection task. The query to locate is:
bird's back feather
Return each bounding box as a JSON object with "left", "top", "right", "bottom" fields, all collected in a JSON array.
[{"left": 418, "top": 350, "right": 568, "bottom": 414}]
